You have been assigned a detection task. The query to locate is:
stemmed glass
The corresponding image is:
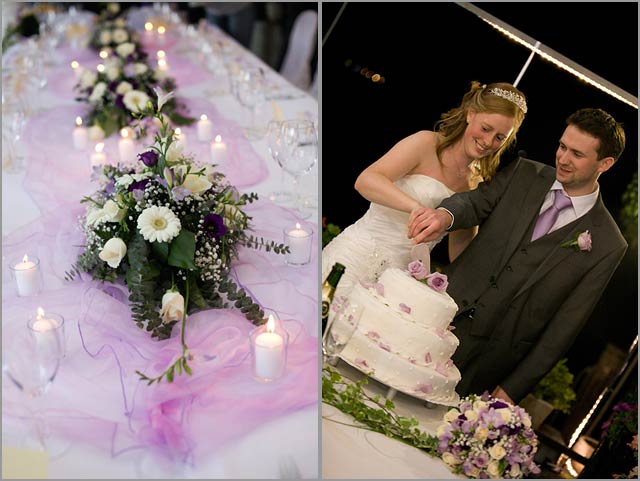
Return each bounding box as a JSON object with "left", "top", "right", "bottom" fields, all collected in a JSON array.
[
  {"left": 2, "top": 92, "right": 27, "bottom": 173},
  {"left": 266, "top": 120, "right": 294, "bottom": 205},
  {"left": 3, "top": 311, "right": 68, "bottom": 454},
  {"left": 278, "top": 120, "right": 318, "bottom": 219},
  {"left": 322, "top": 298, "right": 362, "bottom": 366},
  {"left": 235, "top": 67, "right": 267, "bottom": 140}
]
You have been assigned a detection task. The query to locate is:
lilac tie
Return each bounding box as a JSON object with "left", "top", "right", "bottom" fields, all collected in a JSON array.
[{"left": 531, "top": 190, "right": 572, "bottom": 241}]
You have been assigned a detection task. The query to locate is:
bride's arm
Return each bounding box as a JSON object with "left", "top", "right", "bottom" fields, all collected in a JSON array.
[
  {"left": 448, "top": 227, "right": 477, "bottom": 262},
  {"left": 354, "top": 131, "right": 433, "bottom": 213}
]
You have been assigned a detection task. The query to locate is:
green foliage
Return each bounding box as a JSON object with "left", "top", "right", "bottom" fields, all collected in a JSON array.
[
  {"left": 531, "top": 358, "right": 576, "bottom": 414},
  {"left": 322, "top": 366, "right": 439, "bottom": 454},
  {"left": 322, "top": 222, "right": 342, "bottom": 248},
  {"left": 619, "top": 172, "right": 638, "bottom": 251}
]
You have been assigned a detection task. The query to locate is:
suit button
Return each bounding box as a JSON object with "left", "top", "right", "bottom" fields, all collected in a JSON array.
[
  {"left": 491, "top": 283, "right": 498, "bottom": 289},
  {"left": 506, "top": 265, "right": 513, "bottom": 272},
  {"left": 520, "top": 248, "right": 528, "bottom": 254}
]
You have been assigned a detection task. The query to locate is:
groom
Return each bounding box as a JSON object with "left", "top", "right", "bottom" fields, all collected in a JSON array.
[{"left": 407, "top": 108, "right": 627, "bottom": 404}]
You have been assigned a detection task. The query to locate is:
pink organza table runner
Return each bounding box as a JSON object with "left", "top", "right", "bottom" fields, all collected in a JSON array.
[{"left": 3, "top": 27, "right": 317, "bottom": 467}]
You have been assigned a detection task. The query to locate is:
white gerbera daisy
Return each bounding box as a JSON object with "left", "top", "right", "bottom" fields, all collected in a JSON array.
[
  {"left": 115, "top": 42, "right": 135, "bottom": 58},
  {"left": 123, "top": 89, "right": 150, "bottom": 113},
  {"left": 112, "top": 28, "right": 128, "bottom": 44},
  {"left": 137, "top": 205, "right": 181, "bottom": 243}
]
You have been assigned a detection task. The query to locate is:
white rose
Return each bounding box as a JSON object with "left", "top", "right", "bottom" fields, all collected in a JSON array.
[
  {"left": 89, "top": 82, "right": 107, "bottom": 102},
  {"left": 497, "top": 408, "right": 512, "bottom": 423},
  {"left": 510, "top": 463, "right": 521, "bottom": 477},
  {"left": 88, "top": 125, "right": 105, "bottom": 141},
  {"left": 522, "top": 413, "right": 532, "bottom": 429},
  {"left": 165, "top": 141, "right": 184, "bottom": 163},
  {"left": 112, "top": 28, "right": 128, "bottom": 43},
  {"left": 80, "top": 69, "right": 97, "bottom": 88},
  {"left": 98, "top": 237, "right": 127, "bottom": 268},
  {"left": 488, "top": 444, "right": 507, "bottom": 460},
  {"left": 107, "top": 3, "right": 120, "bottom": 14},
  {"left": 474, "top": 426, "right": 489, "bottom": 442},
  {"left": 133, "top": 63, "right": 148, "bottom": 75},
  {"left": 122, "top": 90, "right": 150, "bottom": 113},
  {"left": 115, "top": 174, "right": 134, "bottom": 189},
  {"left": 473, "top": 400, "right": 488, "bottom": 411},
  {"left": 99, "top": 30, "right": 112, "bottom": 45},
  {"left": 115, "top": 18, "right": 126, "bottom": 28},
  {"left": 106, "top": 66, "right": 120, "bottom": 81},
  {"left": 487, "top": 460, "right": 501, "bottom": 479},
  {"left": 115, "top": 42, "right": 135, "bottom": 58},
  {"left": 179, "top": 168, "right": 213, "bottom": 195},
  {"left": 86, "top": 205, "right": 104, "bottom": 226},
  {"left": 436, "top": 424, "right": 447, "bottom": 438},
  {"left": 464, "top": 409, "right": 479, "bottom": 422},
  {"left": 116, "top": 81, "right": 132, "bottom": 95},
  {"left": 441, "top": 452, "right": 462, "bottom": 466},
  {"left": 161, "top": 290, "right": 185, "bottom": 324},
  {"left": 102, "top": 199, "right": 126, "bottom": 222},
  {"left": 444, "top": 408, "right": 460, "bottom": 423}
]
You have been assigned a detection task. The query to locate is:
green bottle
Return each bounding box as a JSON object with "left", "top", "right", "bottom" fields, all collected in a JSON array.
[{"left": 321, "top": 262, "right": 346, "bottom": 336}]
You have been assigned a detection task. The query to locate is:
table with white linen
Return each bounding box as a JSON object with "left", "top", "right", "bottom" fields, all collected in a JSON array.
[
  {"left": 2, "top": 7, "right": 318, "bottom": 479},
  {"left": 322, "top": 361, "right": 465, "bottom": 479}
]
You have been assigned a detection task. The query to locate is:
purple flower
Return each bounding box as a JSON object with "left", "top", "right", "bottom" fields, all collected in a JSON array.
[
  {"left": 129, "top": 179, "right": 149, "bottom": 192},
  {"left": 490, "top": 400, "right": 509, "bottom": 410},
  {"left": 426, "top": 272, "right": 449, "bottom": 292},
  {"left": 408, "top": 259, "right": 429, "bottom": 279},
  {"left": 123, "top": 63, "right": 136, "bottom": 77},
  {"left": 115, "top": 94, "right": 125, "bottom": 109},
  {"left": 132, "top": 189, "right": 145, "bottom": 202},
  {"left": 202, "top": 213, "right": 227, "bottom": 239},
  {"left": 138, "top": 150, "right": 159, "bottom": 167},
  {"left": 171, "top": 186, "right": 191, "bottom": 202}
]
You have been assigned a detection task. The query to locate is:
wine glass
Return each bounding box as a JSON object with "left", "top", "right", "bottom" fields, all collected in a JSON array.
[
  {"left": 266, "top": 120, "right": 294, "bottom": 205},
  {"left": 235, "top": 67, "right": 267, "bottom": 140},
  {"left": 278, "top": 120, "right": 317, "bottom": 219},
  {"left": 322, "top": 299, "right": 362, "bottom": 366},
  {"left": 3, "top": 311, "right": 68, "bottom": 454},
  {"left": 2, "top": 92, "right": 27, "bottom": 173}
]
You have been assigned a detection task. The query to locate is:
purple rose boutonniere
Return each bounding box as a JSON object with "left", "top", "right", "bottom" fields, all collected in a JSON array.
[{"left": 561, "top": 230, "right": 592, "bottom": 252}]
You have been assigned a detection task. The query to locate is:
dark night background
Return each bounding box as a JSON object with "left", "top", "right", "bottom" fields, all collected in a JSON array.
[{"left": 321, "top": 1, "right": 638, "bottom": 449}]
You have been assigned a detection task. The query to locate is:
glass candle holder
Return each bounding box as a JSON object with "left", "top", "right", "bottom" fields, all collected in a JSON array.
[
  {"left": 28, "top": 309, "right": 66, "bottom": 359},
  {"left": 249, "top": 316, "right": 289, "bottom": 382},
  {"left": 283, "top": 224, "right": 313, "bottom": 266},
  {"left": 9, "top": 254, "right": 43, "bottom": 297}
]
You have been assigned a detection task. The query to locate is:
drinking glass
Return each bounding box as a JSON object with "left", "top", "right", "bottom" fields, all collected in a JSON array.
[
  {"left": 266, "top": 120, "right": 293, "bottom": 205},
  {"left": 322, "top": 299, "right": 363, "bottom": 366},
  {"left": 2, "top": 93, "right": 27, "bottom": 173},
  {"left": 235, "top": 67, "right": 267, "bottom": 140},
  {"left": 278, "top": 120, "right": 317, "bottom": 219}
]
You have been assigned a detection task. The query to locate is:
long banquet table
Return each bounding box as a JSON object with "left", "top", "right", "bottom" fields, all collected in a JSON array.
[
  {"left": 322, "top": 361, "right": 465, "bottom": 479},
  {"left": 2, "top": 8, "right": 318, "bottom": 479}
]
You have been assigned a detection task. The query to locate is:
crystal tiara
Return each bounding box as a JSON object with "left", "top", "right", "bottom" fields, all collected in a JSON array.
[{"left": 487, "top": 87, "right": 528, "bottom": 114}]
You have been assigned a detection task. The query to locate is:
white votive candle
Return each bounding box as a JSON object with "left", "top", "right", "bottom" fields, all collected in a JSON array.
[
  {"left": 70, "top": 60, "right": 83, "bottom": 80},
  {"left": 73, "top": 116, "right": 88, "bottom": 150},
  {"left": 210, "top": 134, "right": 228, "bottom": 164},
  {"left": 283, "top": 223, "right": 313, "bottom": 265},
  {"left": 118, "top": 128, "right": 136, "bottom": 163},
  {"left": 174, "top": 127, "right": 186, "bottom": 149},
  {"left": 90, "top": 142, "right": 107, "bottom": 166},
  {"left": 96, "top": 63, "right": 105, "bottom": 73},
  {"left": 252, "top": 315, "right": 286, "bottom": 380},
  {"left": 157, "top": 25, "right": 166, "bottom": 45},
  {"left": 10, "top": 254, "right": 41, "bottom": 296},
  {"left": 28, "top": 307, "right": 66, "bottom": 357},
  {"left": 197, "top": 114, "right": 213, "bottom": 142}
]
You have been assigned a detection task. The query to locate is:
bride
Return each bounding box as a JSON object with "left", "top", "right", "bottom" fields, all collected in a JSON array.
[{"left": 322, "top": 81, "right": 528, "bottom": 301}]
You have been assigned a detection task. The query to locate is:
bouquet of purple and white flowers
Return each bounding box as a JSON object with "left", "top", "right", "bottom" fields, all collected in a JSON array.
[{"left": 436, "top": 393, "right": 541, "bottom": 478}]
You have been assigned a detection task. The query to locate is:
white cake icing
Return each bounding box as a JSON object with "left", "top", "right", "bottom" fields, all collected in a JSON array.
[{"left": 339, "top": 267, "right": 461, "bottom": 405}]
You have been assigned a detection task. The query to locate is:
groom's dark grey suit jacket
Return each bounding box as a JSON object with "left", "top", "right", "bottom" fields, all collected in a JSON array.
[{"left": 438, "top": 157, "right": 627, "bottom": 402}]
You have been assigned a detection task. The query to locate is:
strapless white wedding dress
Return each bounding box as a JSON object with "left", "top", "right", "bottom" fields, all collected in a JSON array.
[{"left": 322, "top": 174, "right": 455, "bottom": 302}]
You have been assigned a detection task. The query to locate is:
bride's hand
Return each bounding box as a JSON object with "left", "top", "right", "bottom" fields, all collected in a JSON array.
[{"left": 408, "top": 207, "right": 450, "bottom": 244}]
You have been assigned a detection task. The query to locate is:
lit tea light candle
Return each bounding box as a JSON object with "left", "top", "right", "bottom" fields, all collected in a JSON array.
[
  {"left": 283, "top": 223, "right": 313, "bottom": 266},
  {"left": 73, "top": 116, "right": 88, "bottom": 150},
  {"left": 11, "top": 254, "right": 41, "bottom": 296},
  {"left": 251, "top": 315, "right": 287, "bottom": 381},
  {"left": 197, "top": 114, "right": 212, "bottom": 142},
  {"left": 157, "top": 25, "right": 166, "bottom": 44},
  {"left": 32, "top": 307, "right": 59, "bottom": 332},
  {"left": 99, "top": 49, "right": 109, "bottom": 60},
  {"left": 90, "top": 142, "right": 106, "bottom": 166},
  {"left": 173, "top": 127, "right": 186, "bottom": 149},
  {"left": 156, "top": 49, "right": 166, "bottom": 59},
  {"left": 210, "top": 134, "right": 228, "bottom": 164},
  {"left": 96, "top": 63, "right": 105, "bottom": 73},
  {"left": 118, "top": 128, "right": 135, "bottom": 163},
  {"left": 70, "top": 60, "right": 83, "bottom": 79},
  {"left": 144, "top": 21, "right": 154, "bottom": 35},
  {"left": 157, "top": 57, "right": 168, "bottom": 71},
  {"left": 28, "top": 307, "right": 66, "bottom": 356}
]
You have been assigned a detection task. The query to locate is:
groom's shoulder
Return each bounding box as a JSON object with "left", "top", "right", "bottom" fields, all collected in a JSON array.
[{"left": 502, "top": 156, "right": 554, "bottom": 178}]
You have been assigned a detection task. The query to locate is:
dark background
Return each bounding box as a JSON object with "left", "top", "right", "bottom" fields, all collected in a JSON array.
[{"left": 321, "top": 1, "right": 637, "bottom": 405}]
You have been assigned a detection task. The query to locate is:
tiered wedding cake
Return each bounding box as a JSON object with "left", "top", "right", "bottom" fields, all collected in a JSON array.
[{"left": 339, "top": 263, "right": 461, "bottom": 405}]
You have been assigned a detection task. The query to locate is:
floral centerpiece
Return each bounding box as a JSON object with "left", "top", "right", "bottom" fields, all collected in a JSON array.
[
  {"left": 76, "top": 12, "right": 194, "bottom": 139},
  {"left": 67, "top": 90, "right": 289, "bottom": 384},
  {"left": 322, "top": 366, "right": 542, "bottom": 479}
]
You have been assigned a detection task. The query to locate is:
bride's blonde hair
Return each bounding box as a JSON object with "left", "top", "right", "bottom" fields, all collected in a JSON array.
[{"left": 434, "top": 81, "right": 527, "bottom": 180}]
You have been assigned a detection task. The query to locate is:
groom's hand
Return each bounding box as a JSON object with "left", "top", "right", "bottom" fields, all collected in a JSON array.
[{"left": 408, "top": 207, "right": 451, "bottom": 244}]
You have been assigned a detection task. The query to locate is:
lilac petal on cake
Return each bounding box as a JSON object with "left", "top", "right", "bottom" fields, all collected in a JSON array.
[
  {"left": 355, "top": 358, "right": 369, "bottom": 369},
  {"left": 446, "top": 359, "right": 454, "bottom": 368},
  {"left": 360, "top": 280, "right": 375, "bottom": 289},
  {"left": 374, "top": 282, "right": 385, "bottom": 296},
  {"left": 399, "top": 303, "right": 412, "bottom": 314},
  {"left": 448, "top": 325, "right": 456, "bottom": 331},
  {"left": 435, "top": 327, "right": 446, "bottom": 339},
  {"left": 416, "top": 382, "right": 433, "bottom": 394},
  {"left": 379, "top": 342, "right": 391, "bottom": 352},
  {"left": 409, "top": 357, "right": 417, "bottom": 364},
  {"left": 424, "top": 352, "right": 432, "bottom": 364},
  {"left": 366, "top": 331, "right": 381, "bottom": 340},
  {"left": 436, "top": 363, "right": 448, "bottom": 376}
]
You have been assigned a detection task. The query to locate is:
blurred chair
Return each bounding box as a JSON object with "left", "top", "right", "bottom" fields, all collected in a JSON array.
[{"left": 279, "top": 9, "right": 317, "bottom": 90}]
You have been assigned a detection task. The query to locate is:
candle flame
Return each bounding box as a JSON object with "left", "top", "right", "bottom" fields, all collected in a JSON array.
[
  {"left": 296, "top": 222, "right": 301, "bottom": 229},
  {"left": 266, "top": 315, "right": 276, "bottom": 333},
  {"left": 96, "top": 64, "right": 105, "bottom": 73},
  {"left": 120, "top": 128, "right": 129, "bottom": 138},
  {"left": 99, "top": 50, "right": 109, "bottom": 59},
  {"left": 157, "top": 58, "right": 167, "bottom": 68},
  {"left": 157, "top": 26, "right": 166, "bottom": 35},
  {"left": 95, "top": 142, "right": 105, "bottom": 153},
  {"left": 157, "top": 50, "right": 166, "bottom": 59},
  {"left": 215, "top": 134, "right": 222, "bottom": 143},
  {"left": 70, "top": 60, "right": 79, "bottom": 69},
  {"left": 37, "top": 307, "right": 45, "bottom": 319},
  {"left": 200, "top": 114, "right": 208, "bottom": 121},
  {"left": 22, "top": 254, "right": 29, "bottom": 263},
  {"left": 76, "top": 116, "right": 83, "bottom": 127},
  {"left": 144, "top": 22, "right": 153, "bottom": 31}
]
